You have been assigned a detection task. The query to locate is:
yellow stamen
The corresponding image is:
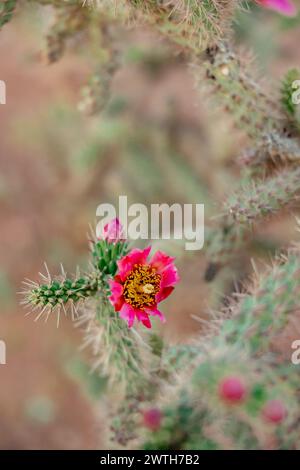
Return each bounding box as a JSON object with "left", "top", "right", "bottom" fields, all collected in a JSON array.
[{"left": 123, "top": 264, "right": 161, "bottom": 310}]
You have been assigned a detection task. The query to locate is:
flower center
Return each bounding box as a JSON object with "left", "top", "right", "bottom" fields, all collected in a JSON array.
[
  {"left": 123, "top": 264, "right": 161, "bottom": 310},
  {"left": 142, "top": 283, "right": 155, "bottom": 294}
]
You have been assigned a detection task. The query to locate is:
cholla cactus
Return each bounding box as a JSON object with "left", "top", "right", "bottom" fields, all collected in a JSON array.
[
  {"left": 22, "top": 219, "right": 180, "bottom": 392},
  {"left": 141, "top": 247, "right": 300, "bottom": 449},
  {"left": 7, "top": 0, "right": 300, "bottom": 450}
]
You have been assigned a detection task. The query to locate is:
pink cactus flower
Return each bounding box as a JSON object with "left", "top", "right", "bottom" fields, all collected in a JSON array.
[
  {"left": 101, "top": 218, "right": 125, "bottom": 244},
  {"left": 109, "top": 246, "right": 179, "bottom": 329},
  {"left": 256, "top": 0, "right": 297, "bottom": 16}
]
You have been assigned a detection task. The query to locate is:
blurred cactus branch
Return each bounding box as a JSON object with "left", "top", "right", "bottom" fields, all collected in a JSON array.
[
  {"left": 223, "top": 249, "right": 300, "bottom": 356},
  {"left": 0, "top": 0, "right": 17, "bottom": 29},
  {"left": 123, "top": 2, "right": 297, "bottom": 149},
  {"left": 205, "top": 166, "right": 300, "bottom": 279},
  {"left": 6, "top": 0, "right": 298, "bottom": 154},
  {"left": 226, "top": 167, "right": 300, "bottom": 223},
  {"left": 20, "top": 0, "right": 297, "bottom": 154},
  {"left": 43, "top": 2, "right": 91, "bottom": 63},
  {"left": 28, "top": 1, "right": 126, "bottom": 114},
  {"left": 126, "top": 0, "right": 238, "bottom": 51},
  {"left": 240, "top": 132, "right": 300, "bottom": 175},
  {"left": 78, "top": 17, "right": 125, "bottom": 115},
  {"left": 142, "top": 247, "right": 300, "bottom": 449},
  {"left": 199, "top": 43, "right": 286, "bottom": 140}
]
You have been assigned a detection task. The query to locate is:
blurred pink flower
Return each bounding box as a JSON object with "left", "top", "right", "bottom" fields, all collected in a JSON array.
[
  {"left": 219, "top": 376, "right": 247, "bottom": 404},
  {"left": 262, "top": 399, "right": 287, "bottom": 424},
  {"left": 109, "top": 246, "right": 179, "bottom": 329},
  {"left": 101, "top": 218, "right": 125, "bottom": 244},
  {"left": 256, "top": 0, "right": 297, "bottom": 16},
  {"left": 142, "top": 408, "right": 162, "bottom": 431}
]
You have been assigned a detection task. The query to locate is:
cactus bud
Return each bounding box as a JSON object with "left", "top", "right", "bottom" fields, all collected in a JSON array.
[
  {"left": 219, "top": 376, "right": 246, "bottom": 404},
  {"left": 142, "top": 408, "right": 162, "bottom": 431},
  {"left": 262, "top": 400, "right": 286, "bottom": 424},
  {"left": 101, "top": 218, "right": 125, "bottom": 244}
]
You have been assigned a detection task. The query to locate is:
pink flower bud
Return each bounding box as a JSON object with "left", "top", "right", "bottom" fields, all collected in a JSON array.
[
  {"left": 142, "top": 408, "right": 162, "bottom": 431},
  {"left": 219, "top": 376, "right": 246, "bottom": 404},
  {"left": 101, "top": 218, "right": 125, "bottom": 244},
  {"left": 262, "top": 400, "right": 286, "bottom": 424}
]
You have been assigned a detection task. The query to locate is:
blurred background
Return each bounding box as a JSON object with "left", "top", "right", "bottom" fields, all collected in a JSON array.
[{"left": 0, "top": 2, "right": 299, "bottom": 449}]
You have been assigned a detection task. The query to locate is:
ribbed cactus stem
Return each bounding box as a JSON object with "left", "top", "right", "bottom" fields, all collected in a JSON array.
[
  {"left": 226, "top": 167, "right": 300, "bottom": 224},
  {"left": 78, "top": 298, "right": 145, "bottom": 386},
  {"left": 223, "top": 251, "right": 300, "bottom": 356},
  {"left": 91, "top": 239, "right": 129, "bottom": 278},
  {"left": 22, "top": 271, "right": 100, "bottom": 320},
  {"left": 205, "top": 221, "right": 246, "bottom": 275}
]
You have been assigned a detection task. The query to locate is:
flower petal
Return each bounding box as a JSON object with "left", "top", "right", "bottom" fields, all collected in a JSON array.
[
  {"left": 150, "top": 250, "right": 175, "bottom": 274},
  {"left": 145, "top": 306, "right": 166, "bottom": 323},
  {"left": 132, "top": 309, "right": 152, "bottom": 328},
  {"left": 109, "top": 279, "right": 124, "bottom": 311},
  {"left": 117, "top": 246, "right": 151, "bottom": 281},
  {"left": 257, "top": 0, "right": 296, "bottom": 16},
  {"left": 119, "top": 302, "right": 136, "bottom": 328},
  {"left": 109, "top": 279, "right": 123, "bottom": 296},
  {"left": 160, "top": 264, "right": 180, "bottom": 288},
  {"left": 156, "top": 286, "right": 174, "bottom": 303}
]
